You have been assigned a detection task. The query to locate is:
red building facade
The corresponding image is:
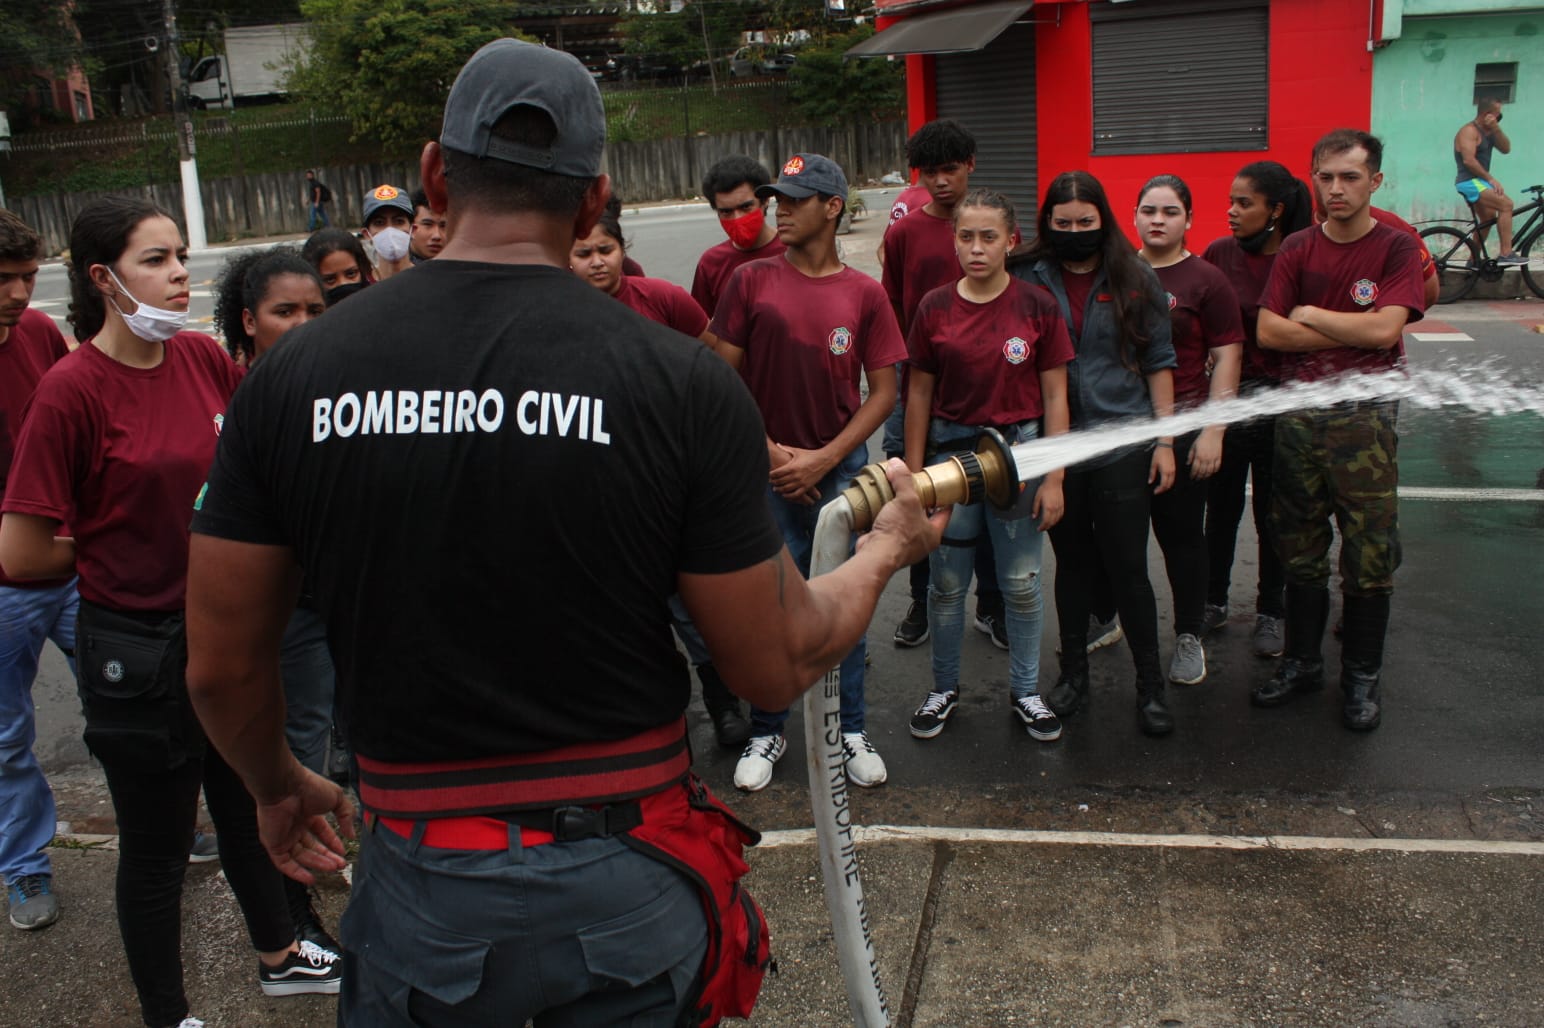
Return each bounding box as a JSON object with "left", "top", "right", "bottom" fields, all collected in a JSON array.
[{"left": 861, "top": 0, "right": 1374, "bottom": 246}]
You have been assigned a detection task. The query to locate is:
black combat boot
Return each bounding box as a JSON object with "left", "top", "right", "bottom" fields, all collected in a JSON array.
[
  {"left": 1134, "top": 653, "right": 1174, "bottom": 737},
  {"left": 698, "top": 663, "right": 751, "bottom": 749},
  {"left": 1339, "top": 593, "right": 1390, "bottom": 732},
  {"left": 1046, "top": 652, "right": 1089, "bottom": 717},
  {"left": 1251, "top": 583, "right": 1330, "bottom": 707}
]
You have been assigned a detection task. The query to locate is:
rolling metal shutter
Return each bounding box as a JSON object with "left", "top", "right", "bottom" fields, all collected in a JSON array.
[
  {"left": 935, "top": 20, "right": 1038, "bottom": 225},
  {"left": 1090, "top": 0, "right": 1268, "bottom": 156}
]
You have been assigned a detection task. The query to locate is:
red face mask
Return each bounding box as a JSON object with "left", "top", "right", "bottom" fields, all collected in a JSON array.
[{"left": 721, "top": 207, "right": 766, "bottom": 249}]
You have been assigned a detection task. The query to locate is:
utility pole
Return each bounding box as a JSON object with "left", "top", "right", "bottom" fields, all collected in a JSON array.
[{"left": 162, "top": 0, "right": 207, "bottom": 248}]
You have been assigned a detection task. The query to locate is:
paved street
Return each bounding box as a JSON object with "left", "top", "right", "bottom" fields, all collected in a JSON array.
[{"left": 10, "top": 198, "right": 1544, "bottom": 1026}]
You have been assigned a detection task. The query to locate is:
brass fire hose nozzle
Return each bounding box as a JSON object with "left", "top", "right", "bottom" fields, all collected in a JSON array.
[{"left": 839, "top": 429, "right": 1020, "bottom": 532}]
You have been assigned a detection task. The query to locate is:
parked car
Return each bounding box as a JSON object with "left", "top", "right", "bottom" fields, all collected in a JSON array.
[{"left": 729, "top": 46, "right": 796, "bottom": 78}]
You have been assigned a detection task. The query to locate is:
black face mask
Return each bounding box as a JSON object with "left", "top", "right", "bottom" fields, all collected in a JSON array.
[
  {"left": 325, "top": 281, "right": 368, "bottom": 307},
  {"left": 1048, "top": 229, "right": 1104, "bottom": 263},
  {"left": 1237, "top": 218, "right": 1278, "bottom": 255}
]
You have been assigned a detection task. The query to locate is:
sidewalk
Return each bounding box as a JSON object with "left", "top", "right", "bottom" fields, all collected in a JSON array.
[{"left": 6, "top": 816, "right": 1542, "bottom": 1027}]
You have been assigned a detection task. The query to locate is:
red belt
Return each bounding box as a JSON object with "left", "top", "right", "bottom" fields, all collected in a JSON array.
[{"left": 374, "top": 813, "right": 556, "bottom": 850}]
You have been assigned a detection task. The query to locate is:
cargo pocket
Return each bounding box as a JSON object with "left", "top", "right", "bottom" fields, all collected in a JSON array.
[
  {"left": 349, "top": 897, "right": 492, "bottom": 1009},
  {"left": 577, "top": 883, "right": 705, "bottom": 989}
]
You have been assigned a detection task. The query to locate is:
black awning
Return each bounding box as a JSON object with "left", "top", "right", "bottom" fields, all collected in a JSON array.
[{"left": 845, "top": 0, "right": 1034, "bottom": 58}]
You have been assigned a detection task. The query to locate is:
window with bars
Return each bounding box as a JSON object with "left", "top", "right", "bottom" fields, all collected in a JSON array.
[{"left": 1473, "top": 62, "right": 1517, "bottom": 105}]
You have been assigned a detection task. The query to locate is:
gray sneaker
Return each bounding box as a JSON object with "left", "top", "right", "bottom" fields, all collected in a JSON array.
[
  {"left": 1252, "top": 614, "right": 1285, "bottom": 658},
  {"left": 7, "top": 874, "right": 58, "bottom": 930},
  {"left": 1086, "top": 615, "right": 1123, "bottom": 653},
  {"left": 1496, "top": 252, "right": 1528, "bottom": 267},
  {"left": 1201, "top": 602, "right": 1229, "bottom": 634},
  {"left": 1168, "top": 633, "right": 1207, "bottom": 685}
]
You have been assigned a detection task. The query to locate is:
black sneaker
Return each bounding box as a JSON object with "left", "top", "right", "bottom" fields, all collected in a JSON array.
[
  {"left": 1013, "top": 694, "right": 1062, "bottom": 741},
  {"left": 258, "top": 940, "right": 343, "bottom": 997},
  {"left": 295, "top": 908, "right": 343, "bottom": 960},
  {"left": 188, "top": 830, "right": 219, "bottom": 864},
  {"left": 973, "top": 610, "right": 1009, "bottom": 650},
  {"left": 909, "top": 689, "right": 958, "bottom": 738},
  {"left": 893, "top": 600, "right": 929, "bottom": 647}
]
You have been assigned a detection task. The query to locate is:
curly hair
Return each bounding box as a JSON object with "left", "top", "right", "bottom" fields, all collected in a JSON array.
[{"left": 213, "top": 247, "right": 323, "bottom": 361}]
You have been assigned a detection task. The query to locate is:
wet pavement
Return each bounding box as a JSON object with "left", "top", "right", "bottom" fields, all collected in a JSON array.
[{"left": 6, "top": 214, "right": 1544, "bottom": 1026}]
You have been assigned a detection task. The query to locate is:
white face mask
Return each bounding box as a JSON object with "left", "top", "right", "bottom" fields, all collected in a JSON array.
[
  {"left": 371, "top": 226, "right": 411, "bottom": 263},
  {"left": 105, "top": 267, "right": 188, "bottom": 343}
]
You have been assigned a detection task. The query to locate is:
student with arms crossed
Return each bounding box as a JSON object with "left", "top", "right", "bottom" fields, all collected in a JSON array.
[{"left": 1254, "top": 129, "right": 1425, "bottom": 731}]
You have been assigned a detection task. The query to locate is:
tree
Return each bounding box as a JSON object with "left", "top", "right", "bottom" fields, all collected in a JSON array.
[
  {"left": 0, "top": 1, "right": 93, "bottom": 126},
  {"left": 620, "top": 1, "right": 745, "bottom": 86},
  {"left": 787, "top": 25, "right": 902, "bottom": 128},
  {"left": 291, "top": 0, "right": 530, "bottom": 150}
]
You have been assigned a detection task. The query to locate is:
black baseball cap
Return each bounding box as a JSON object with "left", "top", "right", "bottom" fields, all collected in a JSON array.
[
  {"left": 362, "top": 184, "right": 413, "bottom": 223},
  {"left": 440, "top": 38, "right": 606, "bottom": 178}
]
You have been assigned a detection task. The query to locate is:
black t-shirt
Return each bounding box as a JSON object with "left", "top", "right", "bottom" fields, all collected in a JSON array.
[{"left": 192, "top": 260, "right": 782, "bottom": 762}]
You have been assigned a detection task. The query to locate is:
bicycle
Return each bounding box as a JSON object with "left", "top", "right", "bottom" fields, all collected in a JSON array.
[{"left": 1419, "top": 183, "right": 1544, "bottom": 303}]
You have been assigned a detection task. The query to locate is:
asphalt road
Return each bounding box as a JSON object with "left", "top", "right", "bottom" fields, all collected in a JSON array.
[{"left": 13, "top": 194, "right": 1544, "bottom": 1027}]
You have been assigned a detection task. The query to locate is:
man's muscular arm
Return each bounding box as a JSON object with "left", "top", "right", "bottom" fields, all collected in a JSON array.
[
  {"left": 1289, "top": 305, "right": 1409, "bottom": 350},
  {"left": 680, "top": 459, "right": 946, "bottom": 710}
]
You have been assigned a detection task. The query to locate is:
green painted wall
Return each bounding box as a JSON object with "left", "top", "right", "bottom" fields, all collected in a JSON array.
[{"left": 1371, "top": 11, "right": 1544, "bottom": 224}]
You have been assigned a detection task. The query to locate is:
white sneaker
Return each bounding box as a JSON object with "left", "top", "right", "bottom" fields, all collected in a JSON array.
[
  {"left": 841, "top": 732, "right": 888, "bottom": 787},
  {"left": 733, "top": 735, "right": 786, "bottom": 792},
  {"left": 177, "top": 1019, "right": 206, "bottom": 1028}
]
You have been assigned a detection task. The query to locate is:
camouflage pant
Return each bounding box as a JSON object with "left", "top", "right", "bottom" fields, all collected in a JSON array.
[{"left": 1270, "top": 402, "right": 1401, "bottom": 596}]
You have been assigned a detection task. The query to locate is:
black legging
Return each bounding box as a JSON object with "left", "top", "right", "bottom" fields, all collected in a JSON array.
[
  {"left": 1150, "top": 431, "right": 1209, "bottom": 637},
  {"left": 1051, "top": 448, "right": 1162, "bottom": 678},
  {"left": 1204, "top": 413, "right": 1285, "bottom": 617},
  {"left": 100, "top": 738, "right": 293, "bottom": 1026}
]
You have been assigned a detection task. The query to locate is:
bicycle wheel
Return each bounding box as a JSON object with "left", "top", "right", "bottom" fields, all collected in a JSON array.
[
  {"left": 1420, "top": 225, "right": 1481, "bottom": 304},
  {"left": 1520, "top": 230, "right": 1544, "bottom": 300}
]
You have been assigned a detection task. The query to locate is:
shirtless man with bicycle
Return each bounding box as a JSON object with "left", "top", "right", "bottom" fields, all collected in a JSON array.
[{"left": 1453, "top": 98, "right": 1525, "bottom": 266}]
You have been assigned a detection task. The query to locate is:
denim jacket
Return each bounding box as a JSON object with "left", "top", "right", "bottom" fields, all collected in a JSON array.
[{"left": 1011, "top": 257, "right": 1176, "bottom": 446}]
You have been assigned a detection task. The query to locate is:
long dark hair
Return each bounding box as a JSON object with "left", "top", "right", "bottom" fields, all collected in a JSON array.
[
  {"left": 301, "top": 228, "right": 373, "bottom": 285},
  {"left": 1028, "top": 171, "right": 1157, "bottom": 363},
  {"left": 1235, "top": 161, "right": 1313, "bottom": 237},
  {"left": 213, "top": 248, "right": 324, "bottom": 362},
  {"left": 67, "top": 196, "right": 174, "bottom": 340}
]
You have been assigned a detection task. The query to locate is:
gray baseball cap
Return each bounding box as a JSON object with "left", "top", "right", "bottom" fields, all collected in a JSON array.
[
  {"left": 440, "top": 38, "right": 606, "bottom": 178},
  {"left": 755, "top": 153, "right": 849, "bottom": 201},
  {"left": 361, "top": 184, "right": 414, "bottom": 224}
]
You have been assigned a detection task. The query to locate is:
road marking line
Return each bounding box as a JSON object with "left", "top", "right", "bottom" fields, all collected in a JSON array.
[
  {"left": 1402, "top": 486, "right": 1544, "bottom": 502},
  {"left": 757, "top": 825, "right": 1544, "bottom": 856},
  {"left": 1409, "top": 332, "right": 1474, "bottom": 342}
]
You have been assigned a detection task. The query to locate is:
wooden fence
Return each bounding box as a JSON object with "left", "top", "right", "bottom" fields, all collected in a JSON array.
[{"left": 10, "top": 121, "right": 906, "bottom": 256}]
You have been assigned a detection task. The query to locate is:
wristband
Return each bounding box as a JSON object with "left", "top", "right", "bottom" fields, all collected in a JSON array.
[{"left": 1153, "top": 441, "right": 1174, "bottom": 449}]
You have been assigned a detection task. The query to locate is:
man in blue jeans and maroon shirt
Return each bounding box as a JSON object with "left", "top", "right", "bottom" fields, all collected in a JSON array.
[{"left": 0, "top": 210, "right": 76, "bottom": 932}]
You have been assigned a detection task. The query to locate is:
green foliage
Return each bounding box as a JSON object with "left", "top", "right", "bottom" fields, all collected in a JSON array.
[
  {"left": 290, "top": 0, "right": 531, "bottom": 151},
  {"left": 787, "top": 25, "right": 903, "bottom": 128},
  {"left": 620, "top": 1, "right": 745, "bottom": 82}
]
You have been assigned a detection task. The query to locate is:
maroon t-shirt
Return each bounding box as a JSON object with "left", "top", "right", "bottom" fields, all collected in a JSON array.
[
  {"left": 1201, "top": 236, "right": 1282, "bottom": 384},
  {"left": 1258, "top": 222, "right": 1425, "bottom": 383},
  {"left": 908, "top": 278, "right": 1074, "bottom": 427},
  {"left": 1062, "top": 268, "right": 1097, "bottom": 340},
  {"left": 710, "top": 257, "right": 907, "bottom": 451},
  {"left": 613, "top": 275, "right": 709, "bottom": 339},
  {"left": 887, "top": 185, "right": 931, "bottom": 228},
  {"left": 622, "top": 255, "right": 645, "bottom": 278},
  {"left": 3, "top": 331, "right": 243, "bottom": 611},
  {"left": 0, "top": 308, "right": 72, "bottom": 590},
  {"left": 691, "top": 236, "right": 787, "bottom": 318},
  {"left": 1370, "top": 207, "right": 1435, "bottom": 288},
  {"left": 881, "top": 207, "right": 960, "bottom": 330},
  {"left": 1153, "top": 255, "right": 1245, "bottom": 405}
]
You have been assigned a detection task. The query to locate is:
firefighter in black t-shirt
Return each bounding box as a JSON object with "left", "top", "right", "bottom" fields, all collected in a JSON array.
[{"left": 185, "top": 39, "right": 943, "bottom": 1024}]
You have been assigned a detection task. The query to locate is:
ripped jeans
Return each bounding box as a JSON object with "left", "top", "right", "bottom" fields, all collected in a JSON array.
[{"left": 926, "top": 420, "right": 1047, "bottom": 699}]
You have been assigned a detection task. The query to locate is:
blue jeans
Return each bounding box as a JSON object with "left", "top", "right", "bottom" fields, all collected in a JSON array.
[
  {"left": 308, "top": 203, "right": 330, "bottom": 231},
  {"left": 926, "top": 422, "right": 1046, "bottom": 699},
  {"left": 280, "top": 605, "right": 336, "bottom": 776},
  {"left": 750, "top": 444, "right": 869, "bottom": 737},
  {"left": 0, "top": 580, "right": 78, "bottom": 883},
  {"left": 342, "top": 821, "right": 706, "bottom": 1026},
  {"left": 667, "top": 593, "right": 712, "bottom": 667}
]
